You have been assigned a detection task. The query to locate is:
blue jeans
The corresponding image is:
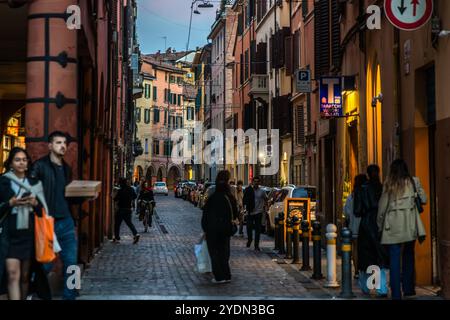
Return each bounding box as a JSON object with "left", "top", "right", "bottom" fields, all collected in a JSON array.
[
  {"left": 44, "top": 217, "right": 78, "bottom": 300},
  {"left": 358, "top": 268, "right": 389, "bottom": 296},
  {"left": 388, "top": 241, "right": 416, "bottom": 300}
]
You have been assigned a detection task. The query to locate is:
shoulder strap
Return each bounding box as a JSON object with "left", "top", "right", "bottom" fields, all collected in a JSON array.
[{"left": 224, "top": 195, "right": 233, "bottom": 223}]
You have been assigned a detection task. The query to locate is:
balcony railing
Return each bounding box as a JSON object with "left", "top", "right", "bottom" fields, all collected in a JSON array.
[{"left": 249, "top": 75, "right": 268, "bottom": 95}]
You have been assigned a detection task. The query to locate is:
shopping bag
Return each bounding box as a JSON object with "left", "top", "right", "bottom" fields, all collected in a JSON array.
[
  {"left": 194, "top": 239, "right": 212, "bottom": 273},
  {"left": 35, "top": 208, "right": 57, "bottom": 264}
]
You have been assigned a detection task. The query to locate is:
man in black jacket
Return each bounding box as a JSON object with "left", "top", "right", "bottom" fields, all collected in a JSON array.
[
  {"left": 30, "top": 131, "right": 80, "bottom": 300},
  {"left": 243, "top": 176, "right": 267, "bottom": 251},
  {"left": 113, "top": 178, "right": 140, "bottom": 244}
]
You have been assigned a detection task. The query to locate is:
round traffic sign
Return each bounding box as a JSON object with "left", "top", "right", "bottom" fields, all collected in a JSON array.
[{"left": 384, "top": 0, "right": 433, "bottom": 31}]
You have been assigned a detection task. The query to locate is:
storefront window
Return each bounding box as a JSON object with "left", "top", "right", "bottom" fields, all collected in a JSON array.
[{"left": 1, "top": 110, "right": 26, "bottom": 173}]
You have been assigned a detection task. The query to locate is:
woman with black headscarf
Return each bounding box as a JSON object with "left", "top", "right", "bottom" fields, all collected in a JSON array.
[{"left": 201, "top": 170, "right": 238, "bottom": 284}]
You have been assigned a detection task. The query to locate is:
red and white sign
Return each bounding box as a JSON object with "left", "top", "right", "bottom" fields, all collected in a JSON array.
[{"left": 384, "top": 0, "right": 433, "bottom": 31}]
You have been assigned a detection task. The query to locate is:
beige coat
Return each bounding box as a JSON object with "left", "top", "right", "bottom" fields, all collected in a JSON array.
[{"left": 377, "top": 177, "right": 427, "bottom": 245}]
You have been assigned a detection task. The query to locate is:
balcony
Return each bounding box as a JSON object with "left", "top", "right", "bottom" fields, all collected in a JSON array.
[{"left": 249, "top": 75, "right": 269, "bottom": 98}]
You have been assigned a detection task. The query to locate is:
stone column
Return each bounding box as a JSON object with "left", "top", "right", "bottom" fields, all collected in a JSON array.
[{"left": 26, "top": 0, "right": 78, "bottom": 173}]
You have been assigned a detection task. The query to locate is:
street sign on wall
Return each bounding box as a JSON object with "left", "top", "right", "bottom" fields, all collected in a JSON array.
[
  {"left": 296, "top": 69, "right": 311, "bottom": 93},
  {"left": 384, "top": 0, "right": 433, "bottom": 31},
  {"left": 319, "top": 77, "right": 342, "bottom": 118}
]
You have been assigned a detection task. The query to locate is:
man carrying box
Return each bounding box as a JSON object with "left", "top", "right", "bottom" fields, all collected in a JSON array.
[{"left": 30, "top": 131, "right": 81, "bottom": 300}]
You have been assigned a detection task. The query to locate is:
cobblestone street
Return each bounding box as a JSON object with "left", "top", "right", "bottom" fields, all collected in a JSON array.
[{"left": 80, "top": 193, "right": 440, "bottom": 300}]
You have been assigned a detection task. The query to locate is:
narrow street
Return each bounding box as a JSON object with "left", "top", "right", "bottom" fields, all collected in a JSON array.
[
  {"left": 80, "top": 193, "right": 315, "bottom": 299},
  {"left": 80, "top": 194, "right": 441, "bottom": 300}
]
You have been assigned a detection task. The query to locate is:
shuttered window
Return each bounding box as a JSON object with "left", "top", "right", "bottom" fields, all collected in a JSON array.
[
  {"left": 314, "top": 0, "right": 341, "bottom": 76},
  {"left": 250, "top": 40, "right": 256, "bottom": 75},
  {"left": 293, "top": 30, "right": 300, "bottom": 72},
  {"left": 136, "top": 107, "right": 141, "bottom": 123},
  {"left": 314, "top": 0, "right": 330, "bottom": 77},
  {"left": 153, "top": 86, "right": 157, "bottom": 101},
  {"left": 331, "top": 0, "right": 341, "bottom": 70},
  {"left": 296, "top": 105, "right": 305, "bottom": 146},
  {"left": 256, "top": 42, "right": 267, "bottom": 75},
  {"left": 153, "top": 140, "right": 159, "bottom": 155},
  {"left": 285, "top": 35, "right": 293, "bottom": 76},
  {"left": 153, "top": 108, "right": 160, "bottom": 123},
  {"left": 244, "top": 50, "right": 249, "bottom": 81},
  {"left": 302, "top": 0, "right": 308, "bottom": 18},
  {"left": 144, "top": 109, "right": 150, "bottom": 124}
]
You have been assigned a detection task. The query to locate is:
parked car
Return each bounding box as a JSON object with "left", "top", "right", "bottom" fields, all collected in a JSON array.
[
  {"left": 182, "top": 182, "right": 196, "bottom": 200},
  {"left": 153, "top": 181, "right": 169, "bottom": 196},
  {"left": 266, "top": 185, "right": 317, "bottom": 234}
]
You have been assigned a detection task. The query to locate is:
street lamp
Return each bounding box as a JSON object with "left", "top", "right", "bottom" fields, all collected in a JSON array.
[{"left": 186, "top": 0, "right": 214, "bottom": 52}]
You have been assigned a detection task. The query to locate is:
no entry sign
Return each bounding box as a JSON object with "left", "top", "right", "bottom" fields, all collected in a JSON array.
[{"left": 384, "top": 0, "right": 433, "bottom": 31}]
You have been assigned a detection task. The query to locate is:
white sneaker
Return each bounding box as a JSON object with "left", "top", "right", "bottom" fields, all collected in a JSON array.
[{"left": 211, "top": 279, "right": 227, "bottom": 284}]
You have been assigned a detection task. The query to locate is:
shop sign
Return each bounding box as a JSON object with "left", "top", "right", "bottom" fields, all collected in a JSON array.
[{"left": 320, "top": 77, "right": 343, "bottom": 118}]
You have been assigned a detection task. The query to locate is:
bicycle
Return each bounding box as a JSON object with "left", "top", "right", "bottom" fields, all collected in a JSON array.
[{"left": 139, "top": 199, "right": 154, "bottom": 233}]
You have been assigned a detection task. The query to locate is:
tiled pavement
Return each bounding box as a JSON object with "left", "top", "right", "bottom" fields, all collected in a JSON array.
[{"left": 79, "top": 193, "right": 441, "bottom": 300}]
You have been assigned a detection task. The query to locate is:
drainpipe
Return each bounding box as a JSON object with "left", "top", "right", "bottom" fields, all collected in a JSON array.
[
  {"left": 289, "top": 0, "right": 294, "bottom": 185},
  {"left": 394, "top": 29, "right": 403, "bottom": 159}
]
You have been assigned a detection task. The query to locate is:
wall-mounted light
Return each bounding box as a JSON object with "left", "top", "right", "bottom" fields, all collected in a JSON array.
[
  {"left": 439, "top": 30, "right": 450, "bottom": 37},
  {"left": 372, "top": 93, "right": 383, "bottom": 108}
]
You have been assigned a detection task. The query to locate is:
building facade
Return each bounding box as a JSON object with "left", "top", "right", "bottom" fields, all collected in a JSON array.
[{"left": 0, "top": 0, "right": 141, "bottom": 265}]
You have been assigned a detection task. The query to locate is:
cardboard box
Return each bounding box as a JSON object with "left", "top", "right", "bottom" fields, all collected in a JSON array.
[{"left": 65, "top": 180, "right": 102, "bottom": 197}]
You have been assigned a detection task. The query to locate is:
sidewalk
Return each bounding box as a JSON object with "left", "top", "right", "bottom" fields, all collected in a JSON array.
[{"left": 262, "top": 240, "right": 442, "bottom": 300}]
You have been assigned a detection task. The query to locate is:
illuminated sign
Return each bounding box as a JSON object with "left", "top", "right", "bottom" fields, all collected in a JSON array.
[{"left": 320, "top": 77, "right": 343, "bottom": 118}]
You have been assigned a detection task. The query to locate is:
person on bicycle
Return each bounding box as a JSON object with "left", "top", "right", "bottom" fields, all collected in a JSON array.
[{"left": 138, "top": 181, "right": 155, "bottom": 231}]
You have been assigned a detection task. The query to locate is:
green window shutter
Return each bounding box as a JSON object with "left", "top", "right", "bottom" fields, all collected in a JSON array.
[{"left": 153, "top": 86, "right": 157, "bottom": 101}]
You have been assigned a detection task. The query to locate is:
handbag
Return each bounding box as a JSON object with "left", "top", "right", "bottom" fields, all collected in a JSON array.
[
  {"left": 224, "top": 195, "right": 238, "bottom": 236},
  {"left": 35, "top": 207, "right": 57, "bottom": 263},
  {"left": 411, "top": 177, "right": 424, "bottom": 214},
  {"left": 194, "top": 234, "right": 212, "bottom": 273}
]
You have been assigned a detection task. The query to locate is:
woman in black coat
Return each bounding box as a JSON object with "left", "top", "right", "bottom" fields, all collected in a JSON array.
[
  {"left": 354, "top": 164, "right": 389, "bottom": 296},
  {"left": 0, "top": 147, "right": 50, "bottom": 300},
  {"left": 201, "top": 170, "right": 238, "bottom": 284}
]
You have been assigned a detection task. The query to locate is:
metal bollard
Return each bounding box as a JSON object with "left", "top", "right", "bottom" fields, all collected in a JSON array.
[
  {"left": 274, "top": 216, "right": 280, "bottom": 251},
  {"left": 324, "top": 224, "right": 339, "bottom": 288},
  {"left": 291, "top": 216, "right": 300, "bottom": 264},
  {"left": 285, "top": 217, "right": 293, "bottom": 259},
  {"left": 278, "top": 213, "right": 285, "bottom": 254},
  {"left": 311, "top": 220, "right": 324, "bottom": 280},
  {"left": 301, "top": 220, "right": 312, "bottom": 271},
  {"left": 339, "top": 228, "right": 355, "bottom": 298}
]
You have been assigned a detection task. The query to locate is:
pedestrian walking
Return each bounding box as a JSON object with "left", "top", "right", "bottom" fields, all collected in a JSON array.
[
  {"left": 243, "top": 176, "right": 268, "bottom": 251},
  {"left": 235, "top": 181, "right": 244, "bottom": 236},
  {"left": 113, "top": 178, "right": 140, "bottom": 244},
  {"left": 353, "top": 164, "right": 389, "bottom": 296},
  {"left": 0, "top": 148, "right": 46, "bottom": 300},
  {"left": 201, "top": 170, "right": 238, "bottom": 284},
  {"left": 377, "top": 159, "right": 427, "bottom": 300},
  {"left": 343, "top": 174, "right": 368, "bottom": 279},
  {"left": 30, "top": 131, "right": 83, "bottom": 300}
]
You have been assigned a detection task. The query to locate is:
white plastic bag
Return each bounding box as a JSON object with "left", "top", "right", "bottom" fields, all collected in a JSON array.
[{"left": 194, "top": 238, "right": 212, "bottom": 273}]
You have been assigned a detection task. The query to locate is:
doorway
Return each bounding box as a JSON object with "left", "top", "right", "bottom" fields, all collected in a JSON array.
[{"left": 414, "top": 64, "right": 438, "bottom": 285}]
